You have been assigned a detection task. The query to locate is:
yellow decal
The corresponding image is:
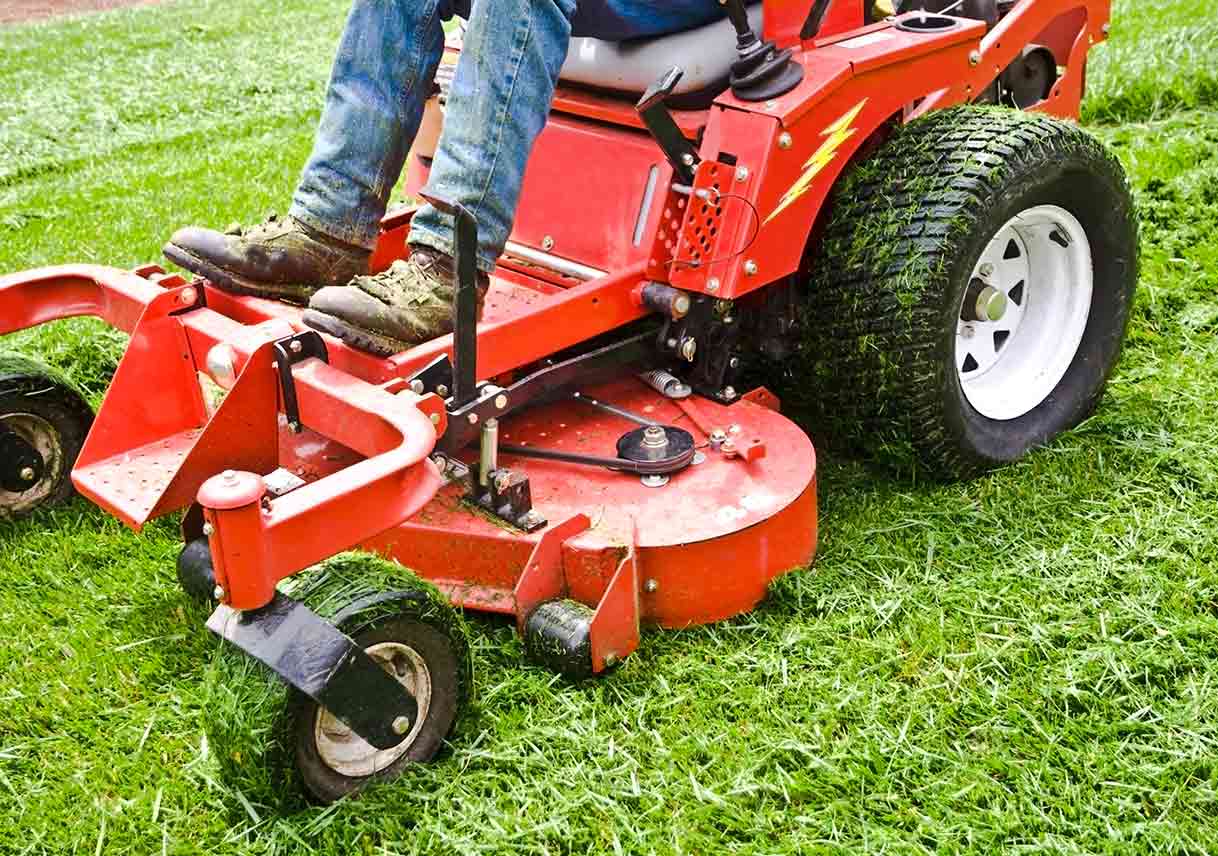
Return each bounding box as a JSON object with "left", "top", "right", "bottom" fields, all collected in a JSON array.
[{"left": 765, "top": 99, "right": 868, "bottom": 224}]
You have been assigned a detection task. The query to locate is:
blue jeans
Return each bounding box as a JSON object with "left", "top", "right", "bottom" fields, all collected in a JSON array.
[{"left": 290, "top": 0, "right": 724, "bottom": 273}]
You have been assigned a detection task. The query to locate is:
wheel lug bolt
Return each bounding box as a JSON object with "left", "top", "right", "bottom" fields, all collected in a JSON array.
[
  {"left": 392, "top": 716, "right": 411, "bottom": 735},
  {"left": 19, "top": 467, "right": 35, "bottom": 482}
]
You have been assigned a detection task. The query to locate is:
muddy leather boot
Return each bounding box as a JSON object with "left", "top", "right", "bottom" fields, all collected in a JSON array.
[
  {"left": 303, "top": 247, "right": 490, "bottom": 357},
  {"left": 163, "top": 215, "right": 370, "bottom": 304}
]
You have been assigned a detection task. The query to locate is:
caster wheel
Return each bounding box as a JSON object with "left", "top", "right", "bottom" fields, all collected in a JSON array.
[
  {"left": 0, "top": 355, "right": 93, "bottom": 517},
  {"left": 524, "top": 599, "right": 596, "bottom": 680},
  {"left": 176, "top": 538, "right": 217, "bottom": 603},
  {"left": 287, "top": 554, "right": 472, "bottom": 803}
]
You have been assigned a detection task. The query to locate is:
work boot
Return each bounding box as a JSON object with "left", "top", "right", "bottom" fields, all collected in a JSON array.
[
  {"left": 303, "top": 247, "right": 490, "bottom": 357},
  {"left": 163, "top": 214, "right": 370, "bottom": 304}
]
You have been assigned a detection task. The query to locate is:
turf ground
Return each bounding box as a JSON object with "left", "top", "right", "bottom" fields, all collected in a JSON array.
[{"left": 1, "top": 1, "right": 1217, "bottom": 853}]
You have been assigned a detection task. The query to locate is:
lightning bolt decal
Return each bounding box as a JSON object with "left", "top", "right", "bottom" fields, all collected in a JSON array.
[{"left": 765, "top": 99, "right": 868, "bottom": 225}]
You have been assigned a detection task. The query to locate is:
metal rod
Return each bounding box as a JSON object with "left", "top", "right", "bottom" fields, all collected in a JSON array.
[
  {"left": 479, "top": 418, "right": 499, "bottom": 487},
  {"left": 572, "top": 391, "right": 658, "bottom": 426},
  {"left": 501, "top": 241, "right": 607, "bottom": 282}
]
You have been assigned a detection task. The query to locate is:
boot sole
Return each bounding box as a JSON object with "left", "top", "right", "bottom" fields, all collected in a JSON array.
[
  {"left": 302, "top": 309, "right": 409, "bottom": 358},
  {"left": 162, "top": 243, "right": 320, "bottom": 306}
]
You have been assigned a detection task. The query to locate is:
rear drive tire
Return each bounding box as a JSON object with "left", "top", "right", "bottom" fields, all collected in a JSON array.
[{"left": 790, "top": 107, "right": 1138, "bottom": 479}]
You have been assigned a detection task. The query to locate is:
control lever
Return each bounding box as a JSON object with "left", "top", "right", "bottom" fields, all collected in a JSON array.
[
  {"left": 419, "top": 192, "right": 479, "bottom": 408},
  {"left": 720, "top": 0, "right": 805, "bottom": 101},
  {"left": 636, "top": 68, "right": 700, "bottom": 185}
]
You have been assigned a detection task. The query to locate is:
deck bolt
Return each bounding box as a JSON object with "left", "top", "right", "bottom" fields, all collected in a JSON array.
[
  {"left": 202, "top": 522, "right": 214, "bottom": 536},
  {"left": 604, "top": 653, "right": 620, "bottom": 668},
  {"left": 19, "top": 467, "right": 35, "bottom": 482},
  {"left": 743, "top": 260, "right": 758, "bottom": 276},
  {"left": 640, "top": 474, "right": 669, "bottom": 489},
  {"left": 436, "top": 384, "right": 449, "bottom": 398},
  {"left": 723, "top": 387, "right": 738, "bottom": 400},
  {"left": 681, "top": 153, "right": 695, "bottom": 166},
  {"left": 213, "top": 585, "right": 225, "bottom": 601},
  {"left": 542, "top": 235, "right": 555, "bottom": 251},
  {"left": 969, "top": 50, "right": 981, "bottom": 66},
  {"left": 778, "top": 132, "right": 793, "bottom": 149},
  {"left": 467, "top": 413, "right": 479, "bottom": 424},
  {"left": 409, "top": 379, "right": 425, "bottom": 394},
  {"left": 289, "top": 340, "right": 303, "bottom": 354},
  {"left": 709, "top": 428, "right": 728, "bottom": 448},
  {"left": 644, "top": 579, "right": 659, "bottom": 593},
  {"left": 392, "top": 716, "right": 411, "bottom": 735},
  {"left": 735, "top": 166, "right": 750, "bottom": 182},
  {"left": 729, "top": 357, "right": 740, "bottom": 369},
  {"left": 430, "top": 412, "right": 441, "bottom": 425},
  {"left": 1102, "top": 22, "right": 1110, "bottom": 34},
  {"left": 179, "top": 286, "right": 198, "bottom": 305},
  {"left": 706, "top": 277, "right": 720, "bottom": 293},
  {"left": 495, "top": 394, "right": 508, "bottom": 410}
]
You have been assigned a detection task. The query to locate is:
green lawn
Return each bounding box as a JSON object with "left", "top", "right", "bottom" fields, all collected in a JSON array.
[{"left": 2, "top": 1, "right": 1218, "bottom": 853}]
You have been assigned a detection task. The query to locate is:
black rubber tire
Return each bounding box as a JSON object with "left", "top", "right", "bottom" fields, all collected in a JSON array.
[
  {"left": 790, "top": 107, "right": 1138, "bottom": 479},
  {"left": 0, "top": 356, "right": 93, "bottom": 517},
  {"left": 285, "top": 555, "right": 471, "bottom": 804},
  {"left": 176, "top": 538, "right": 217, "bottom": 603},
  {"left": 524, "top": 598, "right": 596, "bottom": 680}
]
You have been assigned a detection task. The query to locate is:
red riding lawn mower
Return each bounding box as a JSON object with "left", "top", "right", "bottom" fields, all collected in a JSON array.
[{"left": 0, "top": 0, "right": 1136, "bottom": 802}]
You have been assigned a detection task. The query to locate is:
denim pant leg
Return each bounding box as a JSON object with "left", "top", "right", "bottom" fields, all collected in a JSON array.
[
  {"left": 408, "top": 0, "right": 578, "bottom": 272},
  {"left": 290, "top": 0, "right": 460, "bottom": 250},
  {"left": 409, "top": 0, "right": 724, "bottom": 272}
]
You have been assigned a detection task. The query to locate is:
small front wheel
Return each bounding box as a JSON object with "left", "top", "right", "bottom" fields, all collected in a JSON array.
[
  {"left": 286, "top": 555, "right": 471, "bottom": 803},
  {"left": 0, "top": 355, "right": 93, "bottom": 517}
]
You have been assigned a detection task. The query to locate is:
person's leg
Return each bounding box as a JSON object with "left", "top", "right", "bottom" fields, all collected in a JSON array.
[
  {"left": 407, "top": 0, "right": 724, "bottom": 270},
  {"left": 304, "top": 0, "right": 579, "bottom": 353},
  {"left": 164, "top": 0, "right": 459, "bottom": 303},
  {"left": 407, "top": 0, "right": 578, "bottom": 273},
  {"left": 304, "top": 0, "right": 725, "bottom": 355},
  {"left": 291, "top": 0, "right": 455, "bottom": 249}
]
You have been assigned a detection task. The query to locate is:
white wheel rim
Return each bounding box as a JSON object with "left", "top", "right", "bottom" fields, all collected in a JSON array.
[
  {"left": 314, "top": 641, "right": 432, "bottom": 777},
  {"left": 0, "top": 412, "right": 64, "bottom": 513},
  {"left": 956, "top": 204, "right": 1094, "bottom": 421}
]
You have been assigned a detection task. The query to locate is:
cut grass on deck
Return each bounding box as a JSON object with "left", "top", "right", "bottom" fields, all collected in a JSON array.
[{"left": 2, "top": 1, "right": 1218, "bottom": 853}]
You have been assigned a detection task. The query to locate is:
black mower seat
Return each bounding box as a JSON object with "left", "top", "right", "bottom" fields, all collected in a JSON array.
[{"left": 558, "top": 3, "right": 763, "bottom": 98}]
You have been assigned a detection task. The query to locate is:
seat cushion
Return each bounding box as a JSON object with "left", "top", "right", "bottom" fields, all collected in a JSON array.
[{"left": 559, "top": 3, "right": 764, "bottom": 97}]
